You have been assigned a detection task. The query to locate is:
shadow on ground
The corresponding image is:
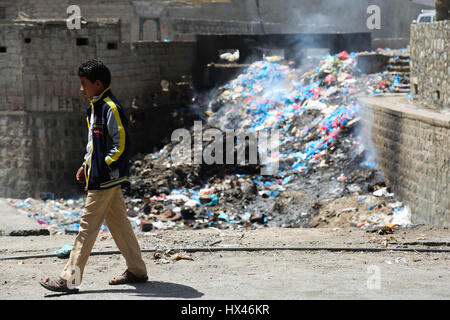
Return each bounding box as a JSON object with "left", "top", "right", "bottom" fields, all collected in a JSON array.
[{"left": 43, "top": 281, "right": 204, "bottom": 299}]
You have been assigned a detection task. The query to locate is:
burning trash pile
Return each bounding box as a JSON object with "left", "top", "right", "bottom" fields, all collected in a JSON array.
[
  {"left": 3, "top": 50, "right": 412, "bottom": 235},
  {"left": 122, "top": 50, "right": 412, "bottom": 232}
]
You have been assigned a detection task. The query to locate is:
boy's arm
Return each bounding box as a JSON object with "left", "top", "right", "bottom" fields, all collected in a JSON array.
[{"left": 105, "top": 104, "right": 126, "bottom": 167}]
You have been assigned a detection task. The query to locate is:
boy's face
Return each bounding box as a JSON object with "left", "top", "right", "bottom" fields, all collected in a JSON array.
[{"left": 80, "top": 77, "right": 104, "bottom": 101}]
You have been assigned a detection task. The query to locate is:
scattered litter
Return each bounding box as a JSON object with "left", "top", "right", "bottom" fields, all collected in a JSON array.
[
  {"left": 56, "top": 244, "right": 73, "bottom": 259},
  {"left": 4, "top": 197, "right": 88, "bottom": 235},
  {"left": 395, "top": 257, "right": 407, "bottom": 264},
  {"left": 171, "top": 252, "right": 194, "bottom": 261},
  {"left": 373, "top": 187, "right": 388, "bottom": 197},
  {"left": 391, "top": 206, "right": 412, "bottom": 226}
]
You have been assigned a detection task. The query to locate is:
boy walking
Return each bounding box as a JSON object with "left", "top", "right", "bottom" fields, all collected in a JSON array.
[{"left": 40, "top": 59, "right": 147, "bottom": 293}]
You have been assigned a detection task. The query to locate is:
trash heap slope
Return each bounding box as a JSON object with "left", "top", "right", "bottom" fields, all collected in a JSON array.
[{"left": 123, "top": 51, "right": 412, "bottom": 232}]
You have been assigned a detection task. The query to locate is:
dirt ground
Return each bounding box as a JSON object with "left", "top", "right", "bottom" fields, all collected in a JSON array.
[{"left": 0, "top": 225, "right": 449, "bottom": 300}]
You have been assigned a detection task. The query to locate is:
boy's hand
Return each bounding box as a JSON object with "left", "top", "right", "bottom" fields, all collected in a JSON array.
[{"left": 76, "top": 166, "right": 85, "bottom": 183}]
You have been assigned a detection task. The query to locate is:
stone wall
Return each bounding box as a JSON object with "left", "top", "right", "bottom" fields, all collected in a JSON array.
[
  {"left": 410, "top": 20, "right": 450, "bottom": 112},
  {"left": 359, "top": 96, "right": 449, "bottom": 227},
  {"left": 0, "top": 20, "right": 197, "bottom": 198}
]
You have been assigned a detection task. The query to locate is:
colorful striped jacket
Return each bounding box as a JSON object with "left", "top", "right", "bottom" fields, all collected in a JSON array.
[{"left": 82, "top": 87, "right": 131, "bottom": 191}]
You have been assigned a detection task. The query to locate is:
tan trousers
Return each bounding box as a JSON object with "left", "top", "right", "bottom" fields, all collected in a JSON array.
[{"left": 60, "top": 185, "right": 147, "bottom": 285}]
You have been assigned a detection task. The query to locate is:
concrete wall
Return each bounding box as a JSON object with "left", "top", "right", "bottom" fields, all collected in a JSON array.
[
  {"left": 151, "top": 0, "right": 430, "bottom": 44},
  {"left": 0, "top": 20, "right": 196, "bottom": 198},
  {"left": 359, "top": 96, "right": 449, "bottom": 227},
  {"left": 410, "top": 20, "right": 450, "bottom": 112}
]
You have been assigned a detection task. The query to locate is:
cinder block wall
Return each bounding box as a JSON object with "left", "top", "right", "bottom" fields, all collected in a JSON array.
[
  {"left": 100, "top": 40, "right": 197, "bottom": 153},
  {"left": 0, "top": 24, "right": 32, "bottom": 197},
  {"left": 359, "top": 98, "right": 449, "bottom": 227},
  {"left": 0, "top": 20, "right": 196, "bottom": 198},
  {"left": 410, "top": 21, "right": 450, "bottom": 111},
  {"left": 12, "top": 21, "right": 117, "bottom": 198},
  {"left": 0, "top": 24, "right": 24, "bottom": 111}
]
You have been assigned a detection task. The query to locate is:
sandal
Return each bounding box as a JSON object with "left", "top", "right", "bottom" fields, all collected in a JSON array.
[
  {"left": 39, "top": 276, "right": 79, "bottom": 294},
  {"left": 109, "top": 270, "right": 148, "bottom": 285}
]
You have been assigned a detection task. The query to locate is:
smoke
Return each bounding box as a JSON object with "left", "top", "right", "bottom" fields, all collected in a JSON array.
[
  {"left": 181, "top": 0, "right": 387, "bottom": 172},
  {"left": 274, "top": 1, "right": 380, "bottom": 171},
  {"left": 355, "top": 102, "right": 378, "bottom": 169}
]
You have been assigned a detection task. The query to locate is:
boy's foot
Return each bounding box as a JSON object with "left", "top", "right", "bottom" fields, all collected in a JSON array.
[
  {"left": 109, "top": 269, "right": 148, "bottom": 285},
  {"left": 39, "top": 276, "right": 79, "bottom": 294}
]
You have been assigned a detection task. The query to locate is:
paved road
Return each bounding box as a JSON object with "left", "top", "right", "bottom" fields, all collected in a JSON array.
[{"left": 0, "top": 227, "right": 449, "bottom": 300}]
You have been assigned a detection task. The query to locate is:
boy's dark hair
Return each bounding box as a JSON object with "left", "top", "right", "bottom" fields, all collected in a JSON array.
[{"left": 78, "top": 59, "right": 111, "bottom": 88}]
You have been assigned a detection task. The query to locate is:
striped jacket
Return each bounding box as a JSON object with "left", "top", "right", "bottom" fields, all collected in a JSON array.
[{"left": 82, "top": 87, "right": 131, "bottom": 191}]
